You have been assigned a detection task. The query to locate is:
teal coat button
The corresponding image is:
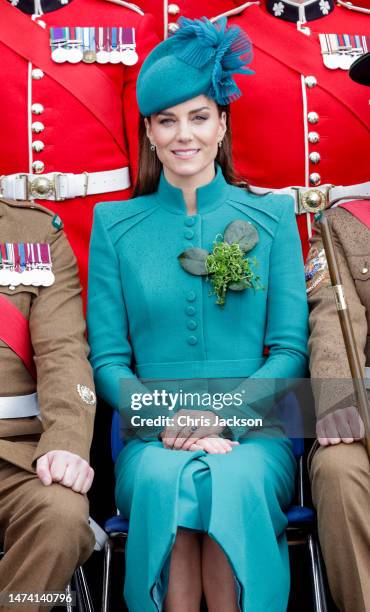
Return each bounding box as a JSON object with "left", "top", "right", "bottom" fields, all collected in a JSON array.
[
  {"left": 185, "top": 306, "right": 196, "bottom": 316},
  {"left": 187, "top": 335, "right": 198, "bottom": 345},
  {"left": 184, "top": 217, "right": 196, "bottom": 227},
  {"left": 186, "top": 291, "right": 196, "bottom": 302},
  {"left": 187, "top": 320, "right": 197, "bottom": 330},
  {"left": 184, "top": 229, "right": 194, "bottom": 239}
]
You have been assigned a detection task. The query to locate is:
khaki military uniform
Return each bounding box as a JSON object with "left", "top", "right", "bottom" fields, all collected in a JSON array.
[
  {"left": 0, "top": 198, "right": 95, "bottom": 611},
  {"left": 306, "top": 206, "right": 370, "bottom": 612}
]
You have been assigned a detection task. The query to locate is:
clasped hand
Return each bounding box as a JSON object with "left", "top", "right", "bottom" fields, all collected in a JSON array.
[
  {"left": 316, "top": 406, "right": 365, "bottom": 446},
  {"left": 36, "top": 450, "right": 94, "bottom": 494},
  {"left": 161, "top": 409, "right": 239, "bottom": 454}
]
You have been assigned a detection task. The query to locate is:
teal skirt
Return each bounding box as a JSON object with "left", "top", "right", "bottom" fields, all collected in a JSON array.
[{"left": 115, "top": 435, "right": 296, "bottom": 612}]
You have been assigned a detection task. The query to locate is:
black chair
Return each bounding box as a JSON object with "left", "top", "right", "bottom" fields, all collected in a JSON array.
[{"left": 67, "top": 566, "right": 94, "bottom": 612}]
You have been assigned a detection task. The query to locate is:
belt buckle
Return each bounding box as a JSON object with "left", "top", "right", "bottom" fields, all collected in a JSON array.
[
  {"left": 29, "top": 173, "right": 66, "bottom": 201},
  {"left": 295, "top": 186, "right": 332, "bottom": 214}
]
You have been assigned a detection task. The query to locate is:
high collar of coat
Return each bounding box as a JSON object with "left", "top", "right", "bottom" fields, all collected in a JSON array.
[
  {"left": 7, "top": 0, "right": 72, "bottom": 15},
  {"left": 156, "top": 165, "right": 232, "bottom": 216}
]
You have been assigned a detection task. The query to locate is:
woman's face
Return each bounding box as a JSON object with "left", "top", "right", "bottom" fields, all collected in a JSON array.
[{"left": 145, "top": 95, "right": 226, "bottom": 185}]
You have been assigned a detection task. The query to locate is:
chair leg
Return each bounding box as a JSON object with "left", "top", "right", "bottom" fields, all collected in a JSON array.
[
  {"left": 74, "top": 565, "right": 94, "bottom": 612},
  {"left": 101, "top": 537, "right": 114, "bottom": 612},
  {"left": 307, "top": 533, "right": 328, "bottom": 612},
  {"left": 65, "top": 582, "right": 73, "bottom": 612}
]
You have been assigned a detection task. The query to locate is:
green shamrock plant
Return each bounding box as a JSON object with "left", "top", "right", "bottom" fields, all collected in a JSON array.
[{"left": 178, "top": 220, "right": 262, "bottom": 306}]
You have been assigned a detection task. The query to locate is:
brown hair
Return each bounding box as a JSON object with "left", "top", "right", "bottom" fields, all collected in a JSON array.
[{"left": 133, "top": 104, "right": 249, "bottom": 198}]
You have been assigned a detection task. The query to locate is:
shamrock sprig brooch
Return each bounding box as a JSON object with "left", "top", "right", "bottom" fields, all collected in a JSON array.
[{"left": 178, "top": 220, "right": 262, "bottom": 307}]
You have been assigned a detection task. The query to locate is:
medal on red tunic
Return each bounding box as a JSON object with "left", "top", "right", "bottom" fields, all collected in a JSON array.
[
  {"left": 83, "top": 27, "right": 97, "bottom": 64},
  {"left": 119, "top": 27, "right": 138, "bottom": 66},
  {"left": 109, "top": 27, "right": 121, "bottom": 64},
  {"left": 319, "top": 33, "right": 369, "bottom": 70},
  {"left": 96, "top": 26, "right": 110, "bottom": 64},
  {"left": 66, "top": 26, "right": 83, "bottom": 64},
  {"left": 50, "top": 26, "right": 138, "bottom": 65},
  {"left": 50, "top": 26, "right": 68, "bottom": 63}
]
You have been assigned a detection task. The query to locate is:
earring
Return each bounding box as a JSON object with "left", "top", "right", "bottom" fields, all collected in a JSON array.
[
  {"left": 150, "top": 144, "right": 156, "bottom": 152},
  {"left": 218, "top": 141, "right": 223, "bottom": 149}
]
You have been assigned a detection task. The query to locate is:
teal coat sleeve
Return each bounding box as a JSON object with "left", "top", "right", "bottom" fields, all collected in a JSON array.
[
  {"left": 87, "top": 205, "right": 161, "bottom": 439},
  {"left": 254, "top": 200, "right": 308, "bottom": 379},
  {"left": 228, "top": 200, "right": 309, "bottom": 439}
]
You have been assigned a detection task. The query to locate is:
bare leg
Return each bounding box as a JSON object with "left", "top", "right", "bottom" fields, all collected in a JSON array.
[
  {"left": 202, "top": 535, "right": 239, "bottom": 612},
  {"left": 164, "top": 528, "right": 202, "bottom": 612}
]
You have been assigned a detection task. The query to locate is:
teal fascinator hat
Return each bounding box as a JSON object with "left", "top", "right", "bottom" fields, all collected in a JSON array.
[{"left": 137, "top": 17, "right": 253, "bottom": 116}]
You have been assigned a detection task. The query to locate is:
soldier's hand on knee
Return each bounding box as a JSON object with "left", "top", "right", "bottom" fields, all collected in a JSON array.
[
  {"left": 36, "top": 450, "right": 95, "bottom": 494},
  {"left": 316, "top": 406, "right": 365, "bottom": 446}
]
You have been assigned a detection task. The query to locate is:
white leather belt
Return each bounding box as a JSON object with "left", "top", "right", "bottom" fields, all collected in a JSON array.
[
  {"left": 0, "top": 392, "right": 40, "bottom": 419},
  {"left": 365, "top": 367, "right": 370, "bottom": 390},
  {"left": 249, "top": 181, "right": 370, "bottom": 214},
  {"left": 0, "top": 167, "right": 130, "bottom": 202}
]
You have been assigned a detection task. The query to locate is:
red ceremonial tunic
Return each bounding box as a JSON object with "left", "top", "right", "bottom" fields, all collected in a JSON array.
[
  {"left": 139, "top": 0, "right": 235, "bottom": 39},
  {"left": 140, "top": 0, "right": 369, "bottom": 257},
  {"left": 216, "top": 1, "right": 370, "bottom": 256},
  {"left": 225, "top": 3, "right": 370, "bottom": 254},
  {"left": 0, "top": 0, "right": 158, "bottom": 298}
]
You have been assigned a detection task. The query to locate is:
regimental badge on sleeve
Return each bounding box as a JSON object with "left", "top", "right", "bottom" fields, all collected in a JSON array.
[
  {"left": 52, "top": 214, "right": 63, "bottom": 231},
  {"left": 305, "top": 246, "right": 330, "bottom": 294},
  {"left": 77, "top": 384, "right": 96, "bottom": 405}
]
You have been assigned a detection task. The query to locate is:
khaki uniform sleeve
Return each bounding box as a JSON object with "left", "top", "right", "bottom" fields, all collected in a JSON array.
[
  {"left": 30, "top": 227, "right": 95, "bottom": 464},
  {"left": 307, "top": 215, "right": 368, "bottom": 419}
]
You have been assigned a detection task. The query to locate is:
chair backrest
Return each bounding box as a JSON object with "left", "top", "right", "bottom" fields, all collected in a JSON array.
[
  {"left": 274, "top": 391, "right": 305, "bottom": 458},
  {"left": 111, "top": 410, "right": 124, "bottom": 463}
]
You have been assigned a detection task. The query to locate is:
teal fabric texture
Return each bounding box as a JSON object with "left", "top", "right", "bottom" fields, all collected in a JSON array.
[
  {"left": 115, "top": 436, "right": 296, "bottom": 612},
  {"left": 87, "top": 168, "right": 309, "bottom": 611}
]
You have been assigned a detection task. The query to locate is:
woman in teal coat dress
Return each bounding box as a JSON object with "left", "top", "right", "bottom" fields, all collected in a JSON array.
[{"left": 88, "top": 17, "right": 308, "bottom": 612}]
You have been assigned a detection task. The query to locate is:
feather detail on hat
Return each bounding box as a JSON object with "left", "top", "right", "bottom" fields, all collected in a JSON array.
[{"left": 172, "top": 17, "right": 254, "bottom": 105}]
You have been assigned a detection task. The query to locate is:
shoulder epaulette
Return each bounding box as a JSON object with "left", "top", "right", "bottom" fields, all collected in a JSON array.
[
  {"left": 103, "top": 0, "right": 144, "bottom": 16},
  {"left": 0, "top": 198, "right": 64, "bottom": 233},
  {"left": 0, "top": 198, "right": 54, "bottom": 217}
]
